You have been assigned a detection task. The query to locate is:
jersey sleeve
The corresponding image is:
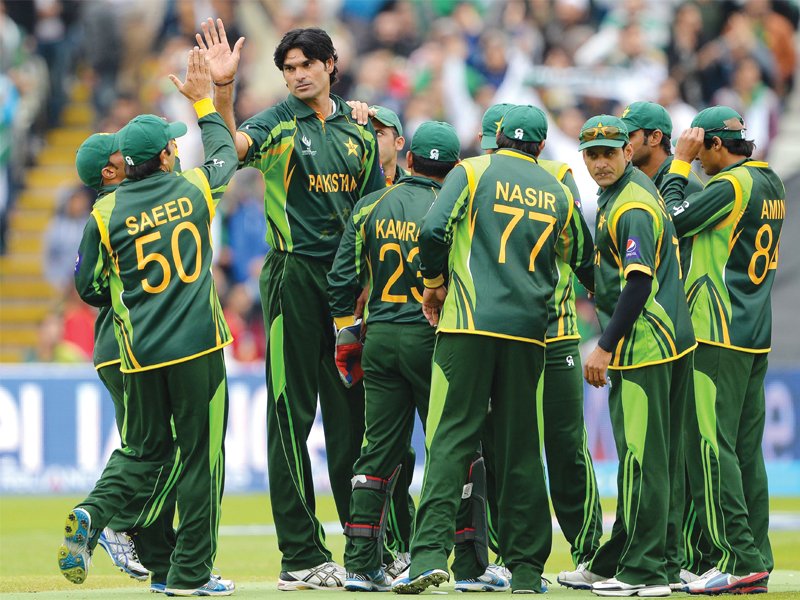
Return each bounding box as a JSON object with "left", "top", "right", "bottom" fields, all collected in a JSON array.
[
  {"left": 74, "top": 214, "right": 111, "bottom": 308},
  {"left": 195, "top": 110, "right": 239, "bottom": 197},
  {"left": 327, "top": 203, "right": 367, "bottom": 322},
  {"left": 614, "top": 208, "right": 657, "bottom": 279},
  {"left": 661, "top": 160, "right": 736, "bottom": 237},
  {"left": 557, "top": 184, "right": 595, "bottom": 292},
  {"left": 238, "top": 107, "right": 280, "bottom": 169},
  {"left": 418, "top": 164, "right": 471, "bottom": 287}
]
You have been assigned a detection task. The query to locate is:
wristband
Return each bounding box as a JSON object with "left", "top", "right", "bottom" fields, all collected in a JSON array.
[{"left": 214, "top": 79, "right": 234, "bottom": 87}]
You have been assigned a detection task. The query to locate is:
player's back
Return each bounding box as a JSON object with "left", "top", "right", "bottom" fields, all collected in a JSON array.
[{"left": 94, "top": 168, "right": 231, "bottom": 371}]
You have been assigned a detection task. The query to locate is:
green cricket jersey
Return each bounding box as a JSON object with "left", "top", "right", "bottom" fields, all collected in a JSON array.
[
  {"left": 84, "top": 184, "right": 122, "bottom": 369},
  {"left": 594, "top": 163, "right": 696, "bottom": 369},
  {"left": 328, "top": 175, "right": 439, "bottom": 325},
  {"left": 239, "top": 93, "right": 385, "bottom": 261},
  {"left": 419, "top": 149, "right": 587, "bottom": 345},
  {"left": 538, "top": 160, "right": 594, "bottom": 341},
  {"left": 652, "top": 155, "right": 704, "bottom": 278},
  {"left": 75, "top": 110, "right": 238, "bottom": 372},
  {"left": 661, "top": 158, "right": 785, "bottom": 352}
]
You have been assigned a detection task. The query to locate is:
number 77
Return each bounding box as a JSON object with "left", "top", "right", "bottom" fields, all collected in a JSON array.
[{"left": 493, "top": 205, "right": 557, "bottom": 271}]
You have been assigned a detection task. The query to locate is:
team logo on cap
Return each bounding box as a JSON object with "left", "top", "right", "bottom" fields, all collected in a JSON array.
[
  {"left": 125, "top": 156, "right": 134, "bottom": 166},
  {"left": 514, "top": 128, "right": 524, "bottom": 140},
  {"left": 430, "top": 149, "right": 439, "bottom": 160}
]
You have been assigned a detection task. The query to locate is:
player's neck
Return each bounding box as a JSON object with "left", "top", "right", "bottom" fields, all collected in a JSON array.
[
  {"left": 383, "top": 158, "right": 397, "bottom": 181},
  {"left": 304, "top": 90, "right": 334, "bottom": 119},
  {"left": 641, "top": 151, "right": 667, "bottom": 179}
]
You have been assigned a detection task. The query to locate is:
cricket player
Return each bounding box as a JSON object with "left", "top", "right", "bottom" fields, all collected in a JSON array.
[
  {"left": 370, "top": 105, "right": 407, "bottom": 186},
  {"left": 570, "top": 115, "right": 696, "bottom": 597},
  {"left": 197, "top": 19, "right": 385, "bottom": 588},
  {"left": 327, "top": 121, "right": 461, "bottom": 592},
  {"left": 393, "top": 105, "right": 591, "bottom": 595},
  {"left": 60, "top": 47, "right": 238, "bottom": 596},
  {"left": 74, "top": 133, "right": 176, "bottom": 591},
  {"left": 619, "top": 101, "right": 709, "bottom": 585},
  {"left": 660, "top": 106, "right": 784, "bottom": 595}
]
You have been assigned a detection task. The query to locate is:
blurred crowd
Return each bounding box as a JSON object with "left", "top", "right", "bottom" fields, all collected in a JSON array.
[{"left": 2, "top": 0, "right": 797, "bottom": 364}]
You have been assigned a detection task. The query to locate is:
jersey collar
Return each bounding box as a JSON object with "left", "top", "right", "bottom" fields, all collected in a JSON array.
[
  {"left": 396, "top": 174, "right": 443, "bottom": 189},
  {"left": 285, "top": 92, "right": 346, "bottom": 120}
]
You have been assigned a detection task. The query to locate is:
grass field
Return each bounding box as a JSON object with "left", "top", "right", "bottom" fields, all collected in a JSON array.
[{"left": 1, "top": 495, "right": 799, "bottom": 598}]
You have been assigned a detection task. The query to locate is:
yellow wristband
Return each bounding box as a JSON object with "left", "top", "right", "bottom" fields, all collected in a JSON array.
[
  {"left": 334, "top": 315, "right": 356, "bottom": 329},
  {"left": 669, "top": 159, "right": 692, "bottom": 178},
  {"left": 194, "top": 98, "right": 216, "bottom": 119},
  {"left": 423, "top": 275, "right": 445, "bottom": 289}
]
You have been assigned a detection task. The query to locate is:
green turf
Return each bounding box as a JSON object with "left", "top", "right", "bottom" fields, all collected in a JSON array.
[{"left": 1, "top": 495, "right": 798, "bottom": 597}]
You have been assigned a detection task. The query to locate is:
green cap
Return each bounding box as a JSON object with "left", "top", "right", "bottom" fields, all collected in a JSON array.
[
  {"left": 691, "top": 105, "right": 747, "bottom": 140},
  {"left": 620, "top": 101, "right": 672, "bottom": 137},
  {"left": 75, "top": 133, "right": 119, "bottom": 190},
  {"left": 578, "top": 115, "right": 629, "bottom": 150},
  {"left": 410, "top": 121, "right": 460, "bottom": 162},
  {"left": 481, "top": 103, "right": 514, "bottom": 150},
  {"left": 370, "top": 105, "right": 403, "bottom": 137},
  {"left": 500, "top": 105, "right": 548, "bottom": 143},
  {"left": 118, "top": 114, "right": 188, "bottom": 167}
]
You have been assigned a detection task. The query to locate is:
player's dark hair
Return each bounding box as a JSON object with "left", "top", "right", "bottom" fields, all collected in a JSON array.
[
  {"left": 496, "top": 132, "right": 542, "bottom": 157},
  {"left": 642, "top": 129, "right": 672, "bottom": 155},
  {"left": 274, "top": 28, "right": 338, "bottom": 85},
  {"left": 703, "top": 136, "right": 755, "bottom": 157},
  {"left": 124, "top": 144, "right": 171, "bottom": 180},
  {"left": 410, "top": 153, "right": 458, "bottom": 179}
]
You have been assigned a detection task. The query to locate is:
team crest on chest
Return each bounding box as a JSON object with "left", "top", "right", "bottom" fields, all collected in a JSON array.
[
  {"left": 344, "top": 137, "right": 359, "bottom": 157},
  {"left": 301, "top": 135, "right": 317, "bottom": 156}
]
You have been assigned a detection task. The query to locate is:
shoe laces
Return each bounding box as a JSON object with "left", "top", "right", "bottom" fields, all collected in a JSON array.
[{"left": 126, "top": 534, "right": 141, "bottom": 563}]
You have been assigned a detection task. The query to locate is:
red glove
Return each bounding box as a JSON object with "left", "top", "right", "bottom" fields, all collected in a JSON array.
[{"left": 335, "top": 321, "right": 364, "bottom": 388}]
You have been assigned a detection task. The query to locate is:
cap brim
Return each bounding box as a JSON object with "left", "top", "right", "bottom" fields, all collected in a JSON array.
[
  {"left": 167, "top": 121, "right": 188, "bottom": 139},
  {"left": 480, "top": 134, "right": 498, "bottom": 150},
  {"left": 620, "top": 119, "right": 641, "bottom": 133},
  {"left": 578, "top": 138, "right": 626, "bottom": 151}
]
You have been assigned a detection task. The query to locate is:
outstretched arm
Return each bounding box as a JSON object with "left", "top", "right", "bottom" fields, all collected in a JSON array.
[{"left": 195, "top": 18, "right": 249, "bottom": 161}]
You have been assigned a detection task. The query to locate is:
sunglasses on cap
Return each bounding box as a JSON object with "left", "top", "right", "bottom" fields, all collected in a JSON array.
[
  {"left": 579, "top": 125, "right": 624, "bottom": 142},
  {"left": 703, "top": 119, "right": 745, "bottom": 135}
]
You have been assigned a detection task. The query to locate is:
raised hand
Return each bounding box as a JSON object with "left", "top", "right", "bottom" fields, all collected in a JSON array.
[
  {"left": 169, "top": 47, "right": 213, "bottom": 103},
  {"left": 196, "top": 18, "right": 245, "bottom": 85}
]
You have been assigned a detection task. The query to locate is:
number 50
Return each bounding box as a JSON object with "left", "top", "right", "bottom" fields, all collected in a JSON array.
[{"left": 135, "top": 222, "right": 202, "bottom": 294}]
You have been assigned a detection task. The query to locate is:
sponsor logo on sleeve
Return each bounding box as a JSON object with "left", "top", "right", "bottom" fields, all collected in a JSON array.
[{"left": 625, "top": 236, "right": 641, "bottom": 260}]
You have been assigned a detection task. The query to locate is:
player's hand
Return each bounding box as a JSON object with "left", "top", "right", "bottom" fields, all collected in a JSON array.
[
  {"left": 169, "top": 47, "right": 212, "bottom": 103},
  {"left": 346, "top": 100, "right": 372, "bottom": 125},
  {"left": 195, "top": 18, "right": 245, "bottom": 85},
  {"left": 674, "top": 127, "right": 705, "bottom": 164},
  {"left": 584, "top": 345, "right": 612, "bottom": 388},
  {"left": 422, "top": 285, "right": 447, "bottom": 327}
]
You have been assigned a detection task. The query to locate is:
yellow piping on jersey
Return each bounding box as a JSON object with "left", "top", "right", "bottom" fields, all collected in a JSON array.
[
  {"left": 437, "top": 327, "right": 547, "bottom": 347},
  {"left": 713, "top": 174, "right": 746, "bottom": 254},
  {"left": 119, "top": 339, "right": 233, "bottom": 373},
  {"left": 119, "top": 321, "right": 142, "bottom": 370},
  {"left": 649, "top": 314, "right": 678, "bottom": 355},
  {"left": 711, "top": 292, "right": 731, "bottom": 345},
  {"left": 695, "top": 338, "right": 770, "bottom": 354},
  {"left": 92, "top": 209, "right": 112, "bottom": 254},
  {"left": 94, "top": 358, "right": 122, "bottom": 370},
  {"left": 610, "top": 202, "right": 663, "bottom": 269},
  {"left": 609, "top": 342, "right": 697, "bottom": 370},
  {"left": 456, "top": 280, "right": 475, "bottom": 330}
]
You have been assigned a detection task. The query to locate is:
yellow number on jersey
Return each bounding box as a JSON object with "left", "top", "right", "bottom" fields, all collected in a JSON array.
[{"left": 135, "top": 222, "right": 203, "bottom": 294}]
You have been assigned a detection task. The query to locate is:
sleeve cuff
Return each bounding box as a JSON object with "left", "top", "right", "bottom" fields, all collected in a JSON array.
[
  {"left": 669, "top": 159, "right": 692, "bottom": 178},
  {"left": 194, "top": 98, "right": 216, "bottom": 119},
  {"left": 334, "top": 315, "right": 356, "bottom": 329},
  {"left": 423, "top": 274, "right": 445, "bottom": 288},
  {"left": 624, "top": 264, "right": 653, "bottom": 278},
  {"left": 239, "top": 131, "right": 254, "bottom": 148}
]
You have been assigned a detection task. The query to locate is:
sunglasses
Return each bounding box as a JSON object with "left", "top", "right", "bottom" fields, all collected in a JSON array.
[{"left": 579, "top": 125, "right": 625, "bottom": 142}]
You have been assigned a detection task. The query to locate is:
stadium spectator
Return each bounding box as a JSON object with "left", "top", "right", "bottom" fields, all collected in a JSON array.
[{"left": 43, "top": 184, "right": 92, "bottom": 293}]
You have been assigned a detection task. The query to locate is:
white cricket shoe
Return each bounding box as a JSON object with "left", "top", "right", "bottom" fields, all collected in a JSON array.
[
  {"left": 277, "top": 561, "right": 346, "bottom": 590},
  {"left": 557, "top": 562, "right": 605, "bottom": 589}
]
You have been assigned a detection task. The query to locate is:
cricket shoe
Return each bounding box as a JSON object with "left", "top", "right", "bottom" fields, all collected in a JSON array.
[
  {"left": 511, "top": 576, "right": 549, "bottom": 594},
  {"left": 165, "top": 576, "right": 235, "bottom": 596},
  {"left": 97, "top": 527, "right": 149, "bottom": 581},
  {"left": 385, "top": 552, "right": 411, "bottom": 579},
  {"left": 455, "top": 563, "right": 511, "bottom": 592},
  {"left": 392, "top": 568, "right": 449, "bottom": 594},
  {"left": 58, "top": 507, "right": 94, "bottom": 584},
  {"left": 557, "top": 562, "right": 605, "bottom": 589},
  {"left": 277, "top": 561, "right": 346, "bottom": 590},
  {"left": 685, "top": 568, "right": 768, "bottom": 595},
  {"left": 592, "top": 577, "right": 671, "bottom": 597},
  {"left": 345, "top": 568, "right": 393, "bottom": 591},
  {"left": 153, "top": 574, "right": 233, "bottom": 594}
]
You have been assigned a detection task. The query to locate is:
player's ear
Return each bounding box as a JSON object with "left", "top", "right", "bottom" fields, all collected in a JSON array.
[
  {"left": 101, "top": 164, "right": 117, "bottom": 181},
  {"left": 406, "top": 151, "right": 414, "bottom": 171},
  {"left": 539, "top": 139, "right": 546, "bottom": 154},
  {"left": 651, "top": 130, "right": 663, "bottom": 147},
  {"left": 395, "top": 136, "right": 405, "bottom": 151}
]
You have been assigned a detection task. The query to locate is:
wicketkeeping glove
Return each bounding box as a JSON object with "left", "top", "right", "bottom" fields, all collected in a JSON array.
[{"left": 335, "top": 320, "right": 364, "bottom": 388}]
